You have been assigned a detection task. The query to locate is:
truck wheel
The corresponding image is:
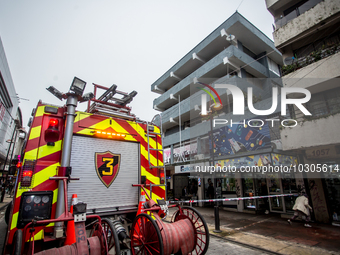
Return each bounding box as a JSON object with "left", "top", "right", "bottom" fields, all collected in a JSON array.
[
  {"left": 101, "top": 218, "right": 121, "bottom": 254},
  {"left": 12, "top": 229, "right": 22, "bottom": 255},
  {"left": 5, "top": 202, "right": 12, "bottom": 225}
]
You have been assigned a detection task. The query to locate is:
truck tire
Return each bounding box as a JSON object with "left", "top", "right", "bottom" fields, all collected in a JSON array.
[
  {"left": 5, "top": 202, "right": 11, "bottom": 225},
  {"left": 12, "top": 229, "right": 22, "bottom": 255}
]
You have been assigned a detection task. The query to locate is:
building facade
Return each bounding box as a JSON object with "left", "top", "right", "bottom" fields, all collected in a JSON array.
[
  {"left": 266, "top": 0, "right": 340, "bottom": 223},
  {"left": 0, "top": 36, "right": 25, "bottom": 180},
  {"left": 150, "top": 12, "right": 302, "bottom": 215}
]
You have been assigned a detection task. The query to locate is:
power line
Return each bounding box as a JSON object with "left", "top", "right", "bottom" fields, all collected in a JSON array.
[{"left": 236, "top": 0, "right": 245, "bottom": 12}]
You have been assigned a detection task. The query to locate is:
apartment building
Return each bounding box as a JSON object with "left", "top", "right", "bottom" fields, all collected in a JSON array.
[
  {"left": 266, "top": 0, "right": 340, "bottom": 223},
  {"left": 151, "top": 12, "right": 296, "bottom": 214},
  {"left": 0, "top": 36, "right": 25, "bottom": 179}
]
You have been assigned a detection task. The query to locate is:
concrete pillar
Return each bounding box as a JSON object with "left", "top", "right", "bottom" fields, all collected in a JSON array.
[
  {"left": 237, "top": 40, "right": 243, "bottom": 51},
  {"left": 304, "top": 158, "right": 329, "bottom": 223},
  {"left": 235, "top": 172, "right": 244, "bottom": 211},
  {"left": 170, "top": 144, "right": 174, "bottom": 164}
]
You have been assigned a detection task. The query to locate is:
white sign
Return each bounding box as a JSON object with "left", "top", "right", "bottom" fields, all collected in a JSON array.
[
  {"left": 175, "top": 163, "right": 203, "bottom": 173},
  {"left": 173, "top": 143, "right": 197, "bottom": 163}
]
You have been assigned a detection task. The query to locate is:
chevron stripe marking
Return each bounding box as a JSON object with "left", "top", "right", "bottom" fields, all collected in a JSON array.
[
  {"left": 141, "top": 166, "right": 164, "bottom": 190},
  {"left": 35, "top": 106, "right": 48, "bottom": 117},
  {"left": 24, "top": 140, "right": 63, "bottom": 162},
  {"left": 74, "top": 112, "right": 92, "bottom": 123},
  {"left": 33, "top": 163, "right": 59, "bottom": 187},
  {"left": 129, "top": 122, "right": 163, "bottom": 152},
  {"left": 29, "top": 126, "right": 42, "bottom": 140},
  {"left": 76, "top": 118, "right": 137, "bottom": 142},
  {"left": 10, "top": 212, "right": 18, "bottom": 230},
  {"left": 144, "top": 188, "right": 163, "bottom": 202},
  {"left": 140, "top": 144, "right": 162, "bottom": 168},
  {"left": 30, "top": 230, "right": 44, "bottom": 242}
]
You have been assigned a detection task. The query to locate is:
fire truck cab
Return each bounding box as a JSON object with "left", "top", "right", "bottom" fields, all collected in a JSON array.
[{"left": 3, "top": 79, "right": 166, "bottom": 254}]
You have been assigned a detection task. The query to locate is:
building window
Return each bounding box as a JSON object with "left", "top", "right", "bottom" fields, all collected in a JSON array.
[
  {"left": 268, "top": 57, "right": 280, "bottom": 76},
  {"left": 243, "top": 46, "right": 256, "bottom": 59},
  {"left": 294, "top": 30, "right": 340, "bottom": 59},
  {"left": 305, "top": 87, "right": 340, "bottom": 118}
]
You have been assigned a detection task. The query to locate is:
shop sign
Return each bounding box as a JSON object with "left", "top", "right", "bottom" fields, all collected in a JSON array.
[
  {"left": 173, "top": 143, "right": 197, "bottom": 163},
  {"left": 175, "top": 165, "right": 193, "bottom": 173},
  {"left": 306, "top": 145, "right": 339, "bottom": 159},
  {"left": 164, "top": 148, "right": 171, "bottom": 164},
  {"left": 271, "top": 153, "right": 298, "bottom": 166},
  {"left": 217, "top": 153, "right": 272, "bottom": 168},
  {"left": 175, "top": 163, "right": 203, "bottom": 173}
]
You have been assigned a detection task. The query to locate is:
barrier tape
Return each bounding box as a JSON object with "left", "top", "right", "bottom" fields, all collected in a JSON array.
[{"left": 169, "top": 193, "right": 298, "bottom": 204}]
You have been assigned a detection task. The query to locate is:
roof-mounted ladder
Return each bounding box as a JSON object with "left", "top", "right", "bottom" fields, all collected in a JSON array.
[{"left": 87, "top": 83, "right": 137, "bottom": 119}]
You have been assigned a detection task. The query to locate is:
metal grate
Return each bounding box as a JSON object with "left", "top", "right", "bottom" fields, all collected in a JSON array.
[{"left": 19, "top": 160, "right": 36, "bottom": 189}]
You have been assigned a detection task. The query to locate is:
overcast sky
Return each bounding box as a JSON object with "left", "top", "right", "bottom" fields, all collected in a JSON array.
[{"left": 0, "top": 0, "right": 275, "bottom": 130}]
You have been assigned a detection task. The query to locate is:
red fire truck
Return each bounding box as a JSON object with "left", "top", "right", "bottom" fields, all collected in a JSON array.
[{"left": 3, "top": 77, "right": 209, "bottom": 255}]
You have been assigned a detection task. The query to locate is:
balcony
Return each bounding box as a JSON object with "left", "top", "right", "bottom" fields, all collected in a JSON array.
[
  {"left": 281, "top": 43, "right": 340, "bottom": 76},
  {"left": 274, "top": 0, "right": 323, "bottom": 30},
  {"left": 280, "top": 112, "right": 340, "bottom": 151},
  {"left": 153, "top": 45, "right": 270, "bottom": 111},
  {"left": 273, "top": 0, "right": 340, "bottom": 48}
]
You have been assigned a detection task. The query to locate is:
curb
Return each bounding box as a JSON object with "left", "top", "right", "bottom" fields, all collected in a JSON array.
[
  {"left": 0, "top": 202, "right": 10, "bottom": 211},
  {"left": 209, "top": 231, "right": 284, "bottom": 255}
]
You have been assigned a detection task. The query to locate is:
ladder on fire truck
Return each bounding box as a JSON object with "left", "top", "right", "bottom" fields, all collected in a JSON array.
[
  {"left": 147, "top": 114, "right": 167, "bottom": 199},
  {"left": 87, "top": 83, "right": 137, "bottom": 119}
]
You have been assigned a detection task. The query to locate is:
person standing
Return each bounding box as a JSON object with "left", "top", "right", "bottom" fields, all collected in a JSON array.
[
  {"left": 288, "top": 194, "right": 313, "bottom": 227},
  {"left": 182, "top": 186, "right": 188, "bottom": 197}
]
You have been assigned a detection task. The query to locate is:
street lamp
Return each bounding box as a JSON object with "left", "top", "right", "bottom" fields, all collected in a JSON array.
[{"left": 200, "top": 92, "right": 223, "bottom": 233}]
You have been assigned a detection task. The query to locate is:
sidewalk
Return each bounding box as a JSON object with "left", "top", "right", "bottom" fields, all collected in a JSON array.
[
  {"left": 0, "top": 195, "right": 13, "bottom": 211},
  {"left": 166, "top": 206, "right": 340, "bottom": 255}
]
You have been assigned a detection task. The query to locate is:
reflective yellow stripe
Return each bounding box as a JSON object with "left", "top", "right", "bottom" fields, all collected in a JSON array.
[
  {"left": 37, "top": 140, "right": 62, "bottom": 159},
  {"left": 15, "top": 183, "right": 30, "bottom": 198},
  {"left": 76, "top": 118, "right": 137, "bottom": 142},
  {"left": 24, "top": 148, "right": 38, "bottom": 161},
  {"left": 128, "top": 122, "right": 163, "bottom": 152},
  {"left": 140, "top": 144, "right": 162, "bottom": 167},
  {"left": 29, "top": 126, "right": 42, "bottom": 140},
  {"left": 141, "top": 166, "right": 164, "bottom": 190},
  {"left": 24, "top": 140, "right": 62, "bottom": 161},
  {"left": 35, "top": 106, "right": 47, "bottom": 117},
  {"left": 74, "top": 112, "right": 92, "bottom": 123},
  {"left": 30, "top": 230, "right": 44, "bottom": 241},
  {"left": 33, "top": 163, "right": 59, "bottom": 187},
  {"left": 144, "top": 188, "right": 163, "bottom": 201},
  {"left": 10, "top": 212, "right": 18, "bottom": 230},
  {"left": 52, "top": 188, "right": 58, "bottom": 204}
]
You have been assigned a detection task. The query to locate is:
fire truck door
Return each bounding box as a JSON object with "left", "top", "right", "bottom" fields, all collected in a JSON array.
[{"left": 68, "top": 135, "right": 139, "bottom": 213}]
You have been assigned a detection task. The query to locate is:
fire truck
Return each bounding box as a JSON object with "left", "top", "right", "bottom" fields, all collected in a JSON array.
[{"left": 3, "top": 77, "right": 209, "bottom": 255}]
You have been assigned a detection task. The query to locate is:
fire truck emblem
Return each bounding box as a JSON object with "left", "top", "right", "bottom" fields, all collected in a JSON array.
[{"left": 95, "top": 151, "right": 121, "bottom": 188}]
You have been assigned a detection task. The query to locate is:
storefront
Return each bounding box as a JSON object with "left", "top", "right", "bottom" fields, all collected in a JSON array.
[{"left": 214, "top": 152, "right": 300, "bottom": 214}]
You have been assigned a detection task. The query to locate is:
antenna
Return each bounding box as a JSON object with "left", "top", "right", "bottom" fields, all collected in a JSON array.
[{"left": 284, "top": 56, "right": 295, "bottom": 65}]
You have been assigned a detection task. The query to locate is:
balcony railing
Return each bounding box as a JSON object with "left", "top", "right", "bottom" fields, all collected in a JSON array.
[
  {"left": 281, "top": 43, "right": 340, "bottom": 76},
  {"left": 274, "top": 0, "right": 323, "bottom": 30},
  {"left": 292, "top": 101, "right": 340, "bottom": 123}
]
